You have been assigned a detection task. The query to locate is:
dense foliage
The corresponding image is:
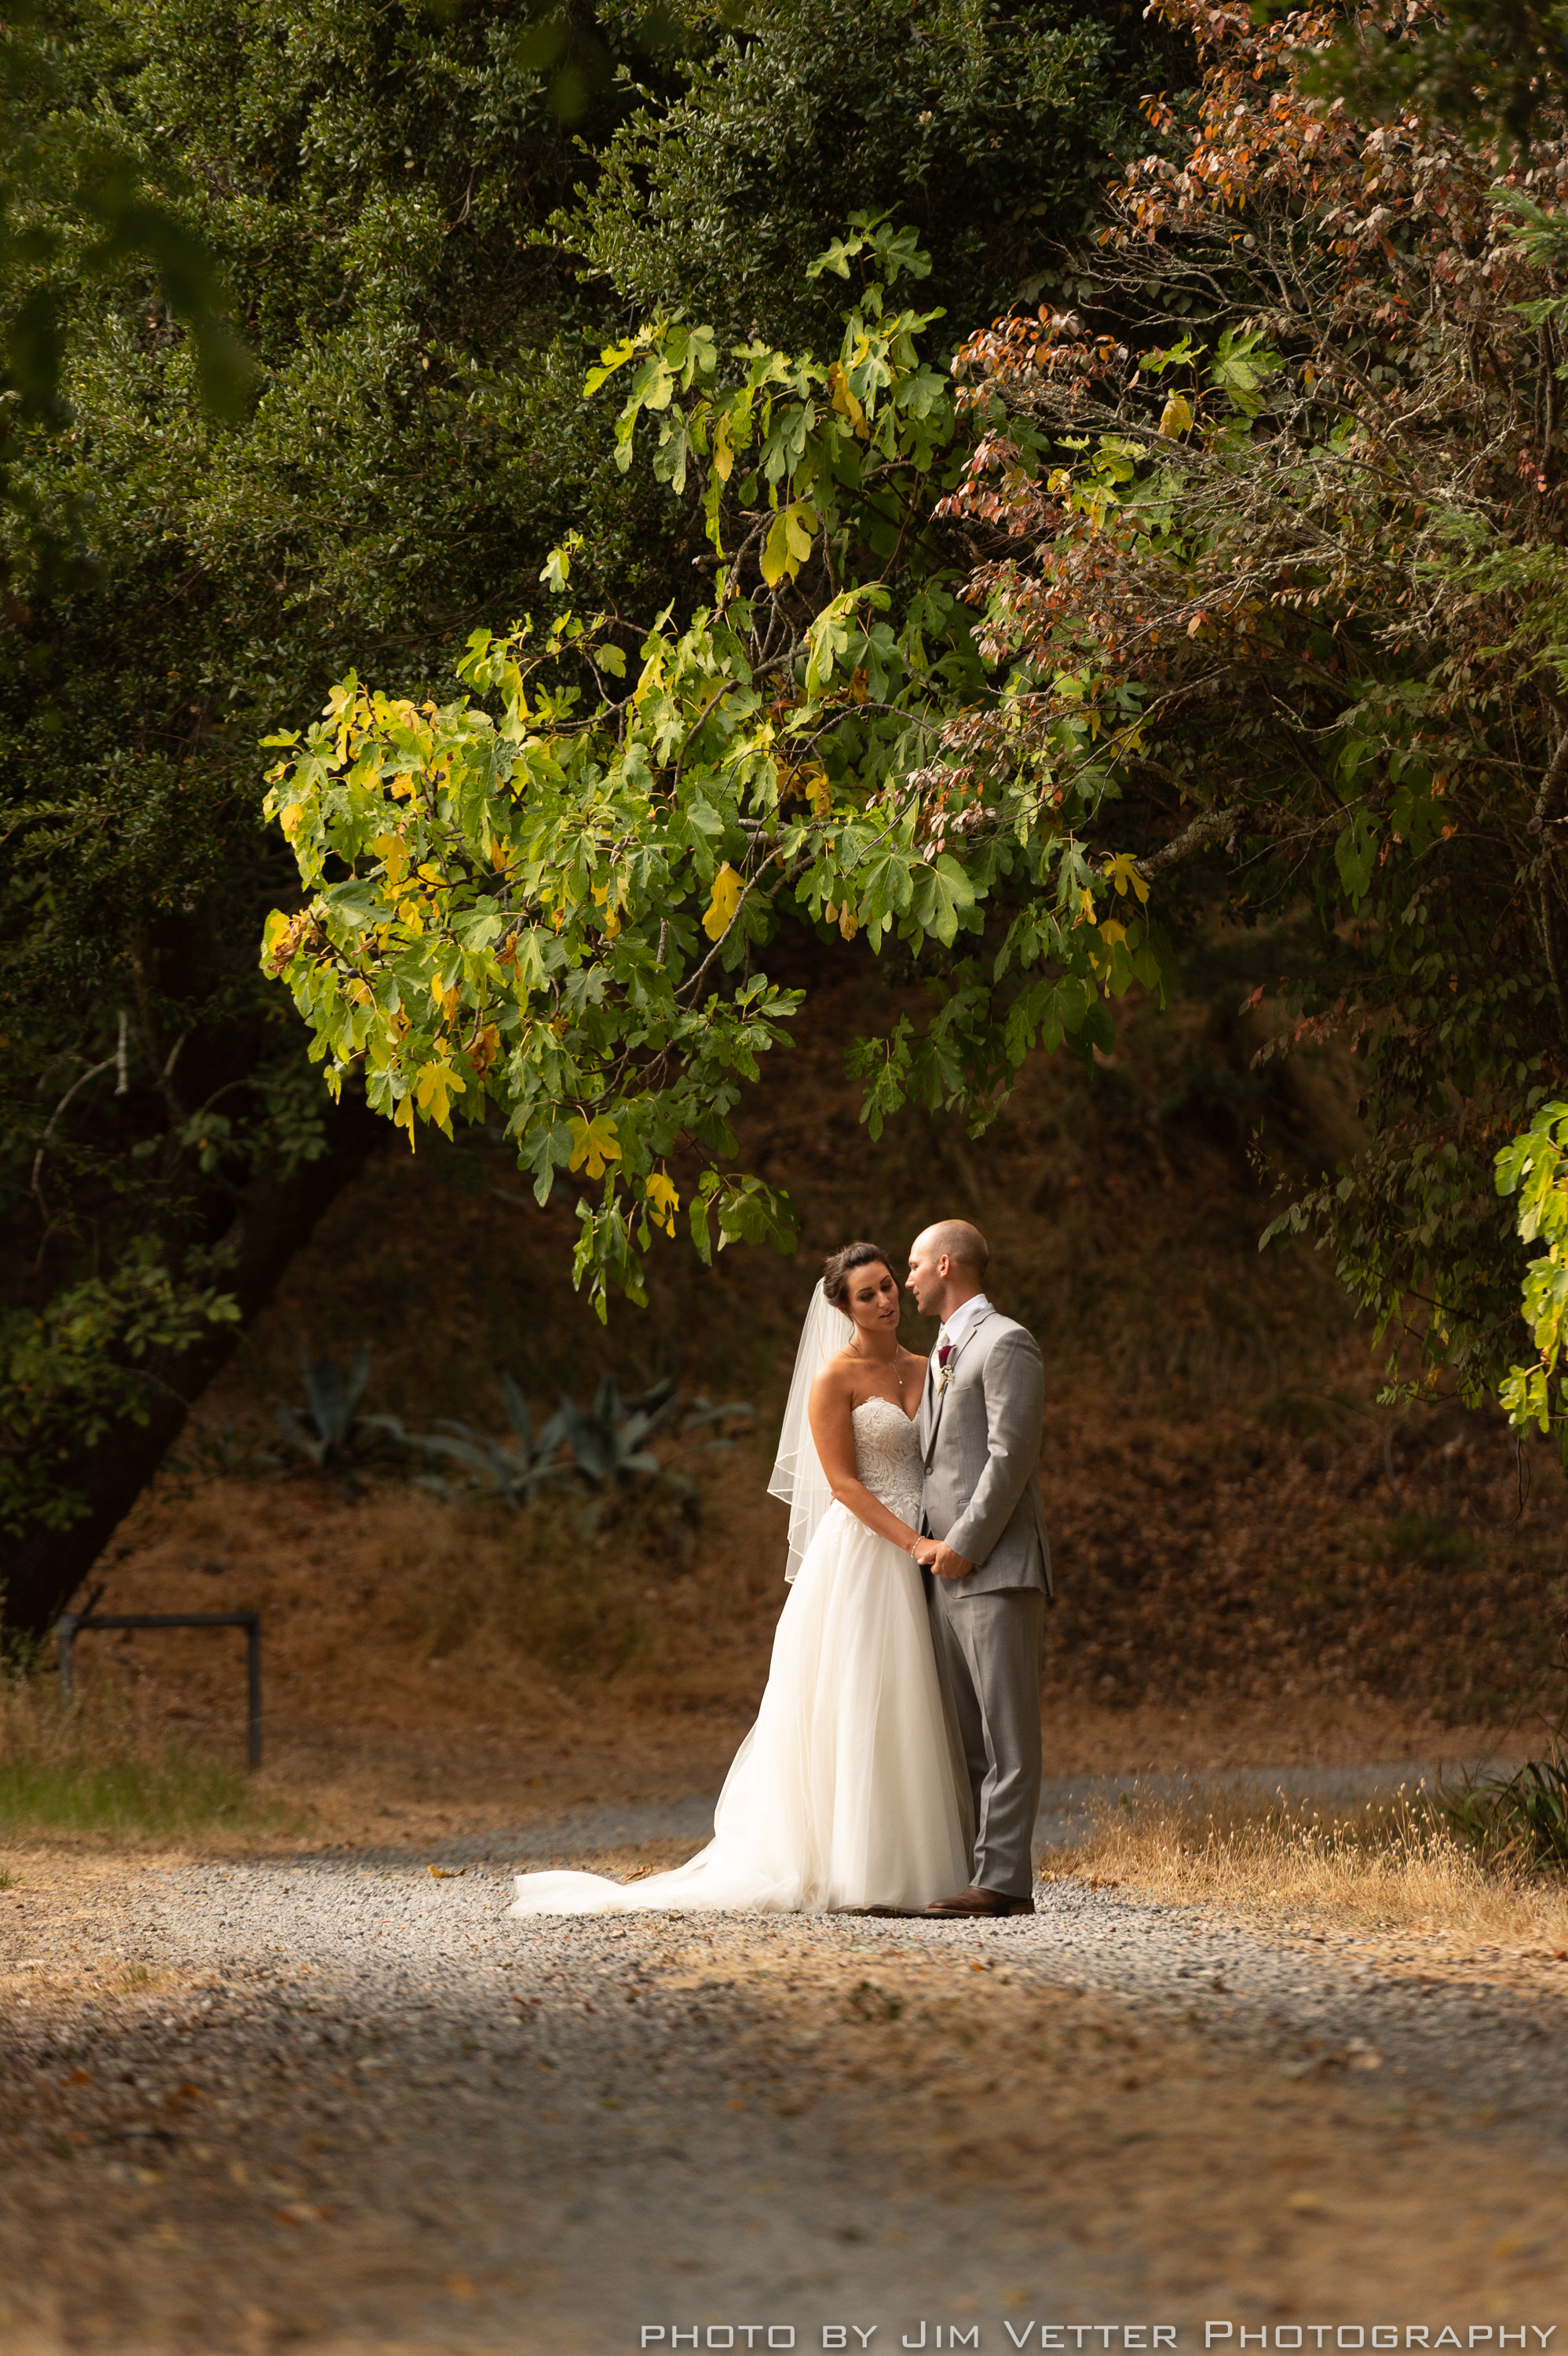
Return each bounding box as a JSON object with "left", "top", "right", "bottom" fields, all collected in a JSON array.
[
  {"left": 930, "top": 0, "right": 1568, "bottom": 1441},
  {"left": 0, "top": 0, "right": 1147, "bottom": 1607},
  {"left": 0, "top": 0, "right": 249, "bottom": 481},
  {"left": 266, "top": 0, "right": 1568, "bottom": 1460},
  {"left": 1313, "top": 0, "right": 1568, "bottom": 155},
  {"left": 261, "top": 217, "right": 1163, "bottom": 1315},
  {"left": 565, "top": 0, "right": 1128, "bottom": 348},
  {"left": 27, "top": 0, "right": 1568, "bottom": 1603}
]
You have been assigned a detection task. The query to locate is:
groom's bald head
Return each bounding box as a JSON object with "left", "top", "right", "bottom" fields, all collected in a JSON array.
[
  {"left": 916, "top": 1219, "right": 989, "bottom": 1279},
  {"left": 906, "top": 1220, "right": 989, "bottom": 1320}
]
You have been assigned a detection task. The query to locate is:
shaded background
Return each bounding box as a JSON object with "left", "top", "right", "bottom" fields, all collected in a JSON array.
[{"left": 71, "top": 937, "right": 1567, "bottom": 1841}]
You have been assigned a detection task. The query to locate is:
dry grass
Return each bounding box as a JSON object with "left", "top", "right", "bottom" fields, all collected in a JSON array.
[
  {"left": 86, "top": 1444, "right": 1515, "bottom": 1844},
  {"left": 1058, "top": 1787, "right": 1568, "bottom": 1953},
  {"left": 66, "top": 941, "right": 1559, "bottom": 1768},
  {"left": 0, "top": 1670, "right": 287, "bottom": 1842}
]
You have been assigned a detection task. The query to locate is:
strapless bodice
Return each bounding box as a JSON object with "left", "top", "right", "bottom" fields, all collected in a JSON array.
[{"left": 851, "top": 1396, "right": 923, "bottom": 1527}]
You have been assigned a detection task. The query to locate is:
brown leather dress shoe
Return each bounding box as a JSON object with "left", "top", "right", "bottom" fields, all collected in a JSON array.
[{"left": 923, "top": 1885, "right": 1036, "bottom": 1918}]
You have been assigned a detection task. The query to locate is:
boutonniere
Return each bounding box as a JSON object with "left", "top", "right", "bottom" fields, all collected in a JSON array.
[{"left": 938, "top": 1362, "right": 956, "bottom": 1396}]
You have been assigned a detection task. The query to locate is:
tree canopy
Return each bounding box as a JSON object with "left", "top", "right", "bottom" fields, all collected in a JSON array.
[
  {"left": 21, "top": 0, "right": 1568, "bottom": 1623},
  {"left": 267, "top": 0, "right": 1568, "bottom": 1457},
  {"left": 0, "top": 0, "right": 1153, "bottom": 1626},
  {"left": 934, "top": 0, "right": 1568, "bottom": 1436}
]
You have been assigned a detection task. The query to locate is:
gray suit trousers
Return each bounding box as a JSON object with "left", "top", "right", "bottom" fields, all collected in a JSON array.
[{"left": 927, "top": 1580, "right": 1044, "bottom": 1900}]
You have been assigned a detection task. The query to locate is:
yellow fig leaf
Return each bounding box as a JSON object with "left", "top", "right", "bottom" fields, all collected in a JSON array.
[
  {"left": 567, "top": 1113, "right": 621, "bottom": 1181},
  {"left": 414, "top": 1061, "right": 466, "bottom": 1132},
  {"left": 760, "top": 513, "right": 791, "bottom": 590},
  {"left": 784, "top": 501, "right": 816, "bottom": 565},
  {"left": 1098, "top": 919, "right": 1128, "bottom": 950},
  {"left": 1159, "top": 391, "right": 1193, "bottom": 438},
  {"left": 758, "top": 501, "right": 817, "bottom": 589},
  {"left": 279, "top": 803, "right": 303, "bottom": 840},
  {"left": 775, "top": 759, "right": 830, "bottom": 815},
  {"left": 373, "top": 830, "right": 408, "bottom": 886},
  {"left": 702, "top": 862, "right": 745, "bottom": 941},
  {"left": 1105, "top": 851, "right": 1150, "bottom": 905},
  {"left": 393, "top": 1092, "right": 417, "bottom": 1154},
  {"left": 645, "top": 1169, "right": 681, "bottom": 1237},
  {"left": 713, "top": 409, "right": 735, "bottom": 483},
  {"left": 828, "top": 363, "right": 868, "bottom": 439}
]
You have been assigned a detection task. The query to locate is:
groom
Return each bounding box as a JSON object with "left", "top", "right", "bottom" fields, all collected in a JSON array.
[{"left": 908, "top": 1220, "right": 1051, "bottom": 1919}]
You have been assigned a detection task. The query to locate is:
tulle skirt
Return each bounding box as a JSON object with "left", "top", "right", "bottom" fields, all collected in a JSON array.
[{"left": 507, "top": 1502, "right": 974, "bottom": 1917}]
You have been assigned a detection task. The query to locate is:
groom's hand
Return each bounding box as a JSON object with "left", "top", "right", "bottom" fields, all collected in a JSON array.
[{"left": 915, "top": 1537, "right": 974, "bottom": 1581}]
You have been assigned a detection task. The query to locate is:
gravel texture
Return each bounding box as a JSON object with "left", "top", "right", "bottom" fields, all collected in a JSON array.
[{"left": 3, "top": 1813, "right": 1567, "bottom": 2353}]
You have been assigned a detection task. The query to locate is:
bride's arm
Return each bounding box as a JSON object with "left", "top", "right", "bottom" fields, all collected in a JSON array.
[{"left": 808, "top": 1370, "right": 923, "bottom": 1555}]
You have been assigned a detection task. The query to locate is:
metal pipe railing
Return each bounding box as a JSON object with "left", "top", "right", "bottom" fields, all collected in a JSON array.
[{"left": 57, "top": 1611, "right": 262, "bottom": 1769}]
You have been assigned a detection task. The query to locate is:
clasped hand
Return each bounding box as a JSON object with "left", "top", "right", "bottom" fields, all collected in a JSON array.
[{"left": 912, "top": 1535, "right": 973, "bottom": 1581}]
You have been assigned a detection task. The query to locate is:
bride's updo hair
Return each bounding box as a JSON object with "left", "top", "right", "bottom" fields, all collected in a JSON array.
[{"left": 822, "top": 1239, "right": 894, "bottom": 1310}]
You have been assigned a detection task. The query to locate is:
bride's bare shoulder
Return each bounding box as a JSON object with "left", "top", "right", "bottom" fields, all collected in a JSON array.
[{"left": 810, "top": 1349, "right": 858, "bottom": 1396}]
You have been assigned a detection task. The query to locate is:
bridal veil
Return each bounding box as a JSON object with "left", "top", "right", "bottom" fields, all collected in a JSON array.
[{"left": 766, "top": 1279, "right": 853, "bottom": 1581}]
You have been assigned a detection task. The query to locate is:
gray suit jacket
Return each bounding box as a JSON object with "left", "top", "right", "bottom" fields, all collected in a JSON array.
[{"left": 916, "top": 1306, "right": 1052, "bottom": 1599}]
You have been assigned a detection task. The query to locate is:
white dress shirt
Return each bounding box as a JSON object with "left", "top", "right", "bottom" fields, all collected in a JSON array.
[{"left": 932, "top": 1290, "right": 992, "bottom": 1366}]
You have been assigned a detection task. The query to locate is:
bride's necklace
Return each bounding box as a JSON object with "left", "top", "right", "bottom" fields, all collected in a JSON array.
[{"left": 851, "top": 1337, "right": 912, "bottom": 1398}]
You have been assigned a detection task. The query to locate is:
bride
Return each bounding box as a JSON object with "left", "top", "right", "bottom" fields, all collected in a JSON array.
[{"left": 507, "top": 1239, "right": 974, "bottom": 1915}]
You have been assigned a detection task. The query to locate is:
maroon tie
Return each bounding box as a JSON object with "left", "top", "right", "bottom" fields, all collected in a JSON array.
[{"left": 937, "top": 1342, "right": 952, "bottom": 1369}]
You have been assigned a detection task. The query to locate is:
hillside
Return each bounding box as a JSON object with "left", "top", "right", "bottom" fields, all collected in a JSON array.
[{"left": 67, "top": 942, "right": 1567, "bottom": 1835}]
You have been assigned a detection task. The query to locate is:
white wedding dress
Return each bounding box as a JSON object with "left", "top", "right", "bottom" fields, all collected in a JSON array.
[{"left": 506, "top": 1398, "right": 973, "bottom": 1916}]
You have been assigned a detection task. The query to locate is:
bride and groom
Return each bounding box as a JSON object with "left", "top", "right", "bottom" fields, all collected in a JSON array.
[{"left": 508, "top": 1219, "right": 1051, "bottom": 1921}]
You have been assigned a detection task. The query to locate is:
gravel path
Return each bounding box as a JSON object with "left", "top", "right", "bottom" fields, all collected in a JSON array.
[
  {"left": 3, "top": 1826, "right": 1567, "bottom": 2351},
  {"left": 111, "top": 1845, "right": 1568, "bottom": 2123}
]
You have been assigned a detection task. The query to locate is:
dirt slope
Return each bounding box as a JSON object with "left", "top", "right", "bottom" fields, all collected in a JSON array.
[{"left": 58, "top": 950, "right": 1567, "bottom": 1816}]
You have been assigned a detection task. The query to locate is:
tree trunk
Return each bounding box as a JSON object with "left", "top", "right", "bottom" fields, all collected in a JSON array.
[{"left": 0, "top": 1101, "right": 380, "bottom": 1643}]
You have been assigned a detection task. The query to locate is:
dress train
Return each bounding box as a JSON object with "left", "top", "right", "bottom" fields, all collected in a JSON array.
[{"left": 507, "top": 1399, "right": 971, "bottom": 1917}]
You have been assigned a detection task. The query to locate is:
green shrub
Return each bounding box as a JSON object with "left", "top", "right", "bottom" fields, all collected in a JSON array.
[{"left": 1442, "top": 1748, "right": 1568, "bottom": 1875}]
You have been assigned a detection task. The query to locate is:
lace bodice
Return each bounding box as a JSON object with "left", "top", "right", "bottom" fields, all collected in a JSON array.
[{"left": 851, "top": 1396, "right": 924, "bottom": 1528}]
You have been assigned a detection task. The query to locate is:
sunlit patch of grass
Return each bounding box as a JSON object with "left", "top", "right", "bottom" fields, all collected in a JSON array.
[
  {"left": 0, "top": 1749, "right": 255, "bottom": 1835},
  {"left": 0, "top": 1674, "right": 287, "bottom": 1840},
  {"left": 1051, "top": 1784, "right": 1568, "bottom": 1950}
]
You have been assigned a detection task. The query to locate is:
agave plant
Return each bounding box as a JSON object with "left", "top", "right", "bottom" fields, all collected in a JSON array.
[
  {"left": 1442, "top": 1744, "right": 1568, "bottom": 1875},
  {"left": 560, "top": 1376, "right": 677, "bottom": 1487},
  {"left": 405, "top": 1368, "right": 753, "bottom": 1527},
  {"left": 561, "top": 1376, "right": 753, "bottom": 1531},
  {"left": 274, "top": 1344, "right": 409, "bottom": 1472},
  {"left": 410, "top": 1370, "right": 574, "bottom": 1513},
  {"left": 562, "top": 1376, "right": 752, "bottom": 1485}
]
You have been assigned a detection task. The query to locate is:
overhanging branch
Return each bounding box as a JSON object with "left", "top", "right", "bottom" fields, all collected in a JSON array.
[{"left": 1133, "top": 807, "right": 1236, "bottom": 883}]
